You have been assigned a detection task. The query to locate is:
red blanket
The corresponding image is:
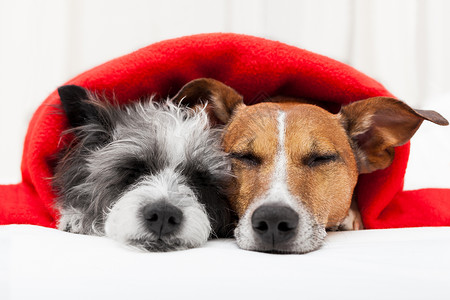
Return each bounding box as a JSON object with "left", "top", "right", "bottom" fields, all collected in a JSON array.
[{"left": 1, "top": 33, "right": 449, "bottom": 229}]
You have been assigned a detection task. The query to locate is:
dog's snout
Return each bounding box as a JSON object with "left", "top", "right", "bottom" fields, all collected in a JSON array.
[
  {"left": 251, "top": 205, "right": 298, "bottom": 247},
  {"left": 143, "top": 201, "right": 183, "bottom": 237}
]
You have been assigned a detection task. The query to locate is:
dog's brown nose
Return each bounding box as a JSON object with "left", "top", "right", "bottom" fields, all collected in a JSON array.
[
  {"left": 251, "top": 205, "right": 298, "bottom": 247},
  {"left": 143, "top": 201, "right": 183, "bottom": 238}
]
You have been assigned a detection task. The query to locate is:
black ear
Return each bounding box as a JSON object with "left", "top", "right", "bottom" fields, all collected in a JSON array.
[{"left": 58, "top": 85, "right": 98, "bottom": 128}]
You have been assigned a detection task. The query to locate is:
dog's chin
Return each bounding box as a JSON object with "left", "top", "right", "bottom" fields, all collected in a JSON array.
[
  {"left": 234, "top": 223, "right": 327, "bottom": 255},
  {"left": 127, "top": 236, "right": 201, "bottom": 252},
  {"left": 107, "top": 218, "right": 211, "bottom": 252},
  {"left": 238, "top": 241, "right": 324, "bottom": 255}
]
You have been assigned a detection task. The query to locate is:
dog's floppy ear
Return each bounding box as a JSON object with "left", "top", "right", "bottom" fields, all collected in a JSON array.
[
  {"left": 172, "top": 78, "right": 244, "bottom": 124},
  {"left": 58, "top": 85, "right": 99, "bottom": 128},
  {"left": 340, "top": 97, "right": 448, "bottom": 174}
]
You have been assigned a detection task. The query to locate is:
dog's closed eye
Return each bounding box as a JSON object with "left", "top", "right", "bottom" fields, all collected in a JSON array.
[
  {"left": 189, "top": 170, "right": 214, "bottom": 188},
  {"left": 303, "top": 153, "right": 339, "bottom": 168},
  {"left": 124, "top": 169, "right": 143, "bottom": 185},
  {"left": 121, "top": 160, "right": 152, "bottom": 186},
  {"left": 229, "top": 152, "right": 262, "bottom": 167}
]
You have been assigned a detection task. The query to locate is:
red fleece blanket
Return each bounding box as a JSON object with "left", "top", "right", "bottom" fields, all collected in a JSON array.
[{"left": 1, "top": 33, "right": 449, "bottom": 229}]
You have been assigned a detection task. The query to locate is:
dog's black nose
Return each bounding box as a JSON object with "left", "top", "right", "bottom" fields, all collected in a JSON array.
[
  {"left": 143, "top": 202, "right": 183, "bottom": 238},
  {"left": 251, "top": 205, "right": 299, "bottom": 247}
]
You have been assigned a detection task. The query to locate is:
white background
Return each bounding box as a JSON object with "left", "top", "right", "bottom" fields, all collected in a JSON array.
[{"left": 0, "top": 0, "right": 449, "bottom": 187}]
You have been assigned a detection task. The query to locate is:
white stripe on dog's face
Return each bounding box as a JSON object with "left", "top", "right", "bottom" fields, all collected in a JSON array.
[{"left": 265, "top": 111, "right": 297, "bottom": 207}]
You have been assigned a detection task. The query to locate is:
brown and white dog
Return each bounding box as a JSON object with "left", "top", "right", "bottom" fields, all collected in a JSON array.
[{"left": 174, "top": 78, "right": 448, "bottom": 254}]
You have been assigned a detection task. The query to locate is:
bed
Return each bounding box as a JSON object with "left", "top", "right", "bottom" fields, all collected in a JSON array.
[{"left": 1, "top": 225, "right": 450, "bottom": 300}]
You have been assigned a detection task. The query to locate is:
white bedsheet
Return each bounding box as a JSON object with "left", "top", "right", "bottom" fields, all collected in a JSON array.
[{"left": 1, "top": 225, "right": 449, "bottom": 300}]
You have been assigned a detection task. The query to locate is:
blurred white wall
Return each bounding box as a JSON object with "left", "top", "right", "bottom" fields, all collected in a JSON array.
[{"left": 0, "top": 0, "right": 449, "bottom": 187}]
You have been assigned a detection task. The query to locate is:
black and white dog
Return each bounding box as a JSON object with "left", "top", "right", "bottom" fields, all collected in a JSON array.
[{"left": 53, "top": 85, "right": 234, "bottom": 251}]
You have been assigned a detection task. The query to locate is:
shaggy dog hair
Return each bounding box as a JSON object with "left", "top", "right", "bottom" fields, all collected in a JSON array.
[{"left": 53, "top": 85, "right": 234, "bottom": 251}]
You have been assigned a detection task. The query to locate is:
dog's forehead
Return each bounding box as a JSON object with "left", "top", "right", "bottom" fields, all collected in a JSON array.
[
  {"left": 282, "top": 102, "right": 339, "bottom": 128},
  {"left": 223, "top": 103, "right": 279, "bottom": 150},
  {"left": 284, "top": 104, "right": 349, "bottom": 150},
  {"left": 110, "top": 103, "right": 217, "bottom": 166},
  {"left": 224, "top": 103, "right": 346, "bottom": 151}
]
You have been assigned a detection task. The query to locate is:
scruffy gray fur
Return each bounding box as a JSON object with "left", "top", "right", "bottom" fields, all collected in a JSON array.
[{"left": 53, "top": 86, "right": 234, "bottom": 251}]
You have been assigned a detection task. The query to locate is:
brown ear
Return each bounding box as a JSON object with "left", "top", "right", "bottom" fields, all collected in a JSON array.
[
  {"left": 340, "top": 97, "right": 448, "bottom": 174},
  {"left": 172, "top": 78, "right": 244, "bottom": 124}
]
